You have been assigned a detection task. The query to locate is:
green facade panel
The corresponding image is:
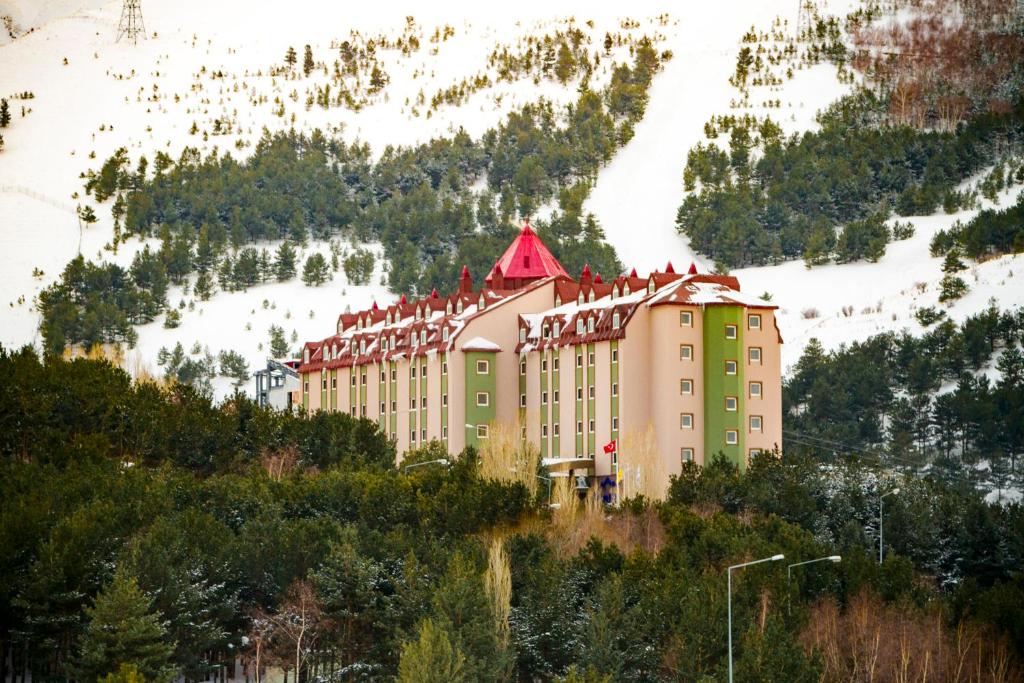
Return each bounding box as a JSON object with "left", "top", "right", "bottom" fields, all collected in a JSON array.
[
  {"left": 464, "top": 352, "right": 497, "bottom": 450},
  {"left": 703, "top": 306, "right": 745, "bottom": 468}
]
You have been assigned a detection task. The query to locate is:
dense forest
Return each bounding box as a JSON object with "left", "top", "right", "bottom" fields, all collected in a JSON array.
[
  {"left": 38, "top": 40, "right": 664, "bottom": 355},
  {"left": 1, "top": 344, "right": 1022, "bottom": 682},
  {"left": 676, "top": 92, "right": 1024, "bottom": 268}
]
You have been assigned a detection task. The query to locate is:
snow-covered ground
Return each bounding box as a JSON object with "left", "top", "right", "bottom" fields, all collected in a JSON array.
[{"left": 1, "top": 0, "right": 1022, "bottom": 399}]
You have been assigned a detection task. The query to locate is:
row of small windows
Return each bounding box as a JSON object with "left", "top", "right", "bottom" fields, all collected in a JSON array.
[
  {"left": 678, "top": 346, "right": 763, "bottom": 367},
  {"left": 678, "top": 381, "right": 763, "bottom": 399},
  {"left": 520, "top": 348, "right": 617, "bottom": 375},
  {"left": 679, "top": 311, "right": 762, "bottom": 331},
  {"left": 680, "top": 447, "right": 763, "bottom": 462},
  {"left": 680, "top": 414, "right": 763, "bottom": 431}
]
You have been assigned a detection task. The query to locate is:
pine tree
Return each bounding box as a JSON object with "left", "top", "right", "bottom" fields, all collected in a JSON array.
[
  {"left": 369, "top": 65, "right": 387, "bottom": 93},
  {"left": 193, "top": 271, "right": 213, "bottom": 301},
  {"left": 269, "top": 324, "right": 289, "bottom": 358},
  {"left": 0, "top": 98, "right": 10, "bottom": 128},
  {"left": 303, "top": 45, "right": 314, "bottom": 77},
  {"left": 942, "top": 249, "right": 966, "bottom": 274},
  {"left": 302, "top": 253, "right": 330, "bottom": 286},
  {"left": 554, "top": 43, "right": 576, "bottom": 84},
  {"left": 398, "top": 619, "right": 466, "bottom": 683},
  {"left": 76, "top": 569, "right": 176, "bottom": 683},
  {"left": 275, "top": 241, "right": 297, "bottom": 281},
  {"left": 285, "top": 46, "right": 297, "bottom": 69}
]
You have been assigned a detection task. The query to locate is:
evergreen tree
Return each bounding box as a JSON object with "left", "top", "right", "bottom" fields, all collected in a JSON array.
[
  {"left": 194, "top": 225, "right": 215, "bottom": 273},
  {"left": 269, "top": 324, "right": 289, "bottom": 359},
  {"left": 397, "top": 619, "right": 466, "bottom": 683},
  {"left": 554, "top": 43, "right": 575, "bottom": 84},
  {"left": 369, "top": 65, "right": 387, "bottom": 93},
  {"left": 76, "top": 569, "right": 176, "bottom": 683},
  {"left": 284, "top": 46, "right": 297, "bottom": 68},
  {"left": 0, "top": 98, "right": 10, "bottom": 127},
  {"left": 303, "top": 45, "right": 314, "bottom": 77},
  {"left": 193, "top": 271, "right": 213, "bottom": 301},
  {"left": 302, "top": 253, "right": 330, "bottom": 287},
  {"left": 275, "top": 241, "right": 297, "bottom": 281},
  {"left": 233, "top": 248, "right": 261, "bottom": 289}
]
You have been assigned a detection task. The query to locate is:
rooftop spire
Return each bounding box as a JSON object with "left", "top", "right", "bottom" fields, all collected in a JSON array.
[
  {"left": 665, "top": 261, "right": 675, "bottom": 274},
  {"left": 459, "top": 265, "right": 473, "bottom": 293},
  {"left": 687, "top": 262, "right": 698, "bottom": 275},
  {"left": 430, "top": 288, "right": 439, "bottom": 299},
  {"left": 629, "top": 267, "right": 638, "bottom": 278},
  {"left": 486, "top": 220, "right": 568, "bottom": 286},
  {"left": 399, "top": 294, "right": 407, "bottom": 305}
]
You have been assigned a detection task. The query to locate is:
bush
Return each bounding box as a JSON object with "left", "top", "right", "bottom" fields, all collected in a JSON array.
[{"left": 939, "top": 274, "right": 968, "bottom": 302}]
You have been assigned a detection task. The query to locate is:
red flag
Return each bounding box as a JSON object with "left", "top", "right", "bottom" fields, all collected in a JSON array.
[{"left": 603, "top": 439, "right": 617, "bottom": 454}]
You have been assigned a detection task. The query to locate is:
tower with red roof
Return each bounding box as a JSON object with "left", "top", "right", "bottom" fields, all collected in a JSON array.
[{"left": 486, "top": 221, "right": 569, "bottom": 290}]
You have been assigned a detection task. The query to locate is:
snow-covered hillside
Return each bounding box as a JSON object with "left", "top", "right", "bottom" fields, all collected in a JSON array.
[{"left": 1, "top": 0, "right": 1021, "bottom": 396}]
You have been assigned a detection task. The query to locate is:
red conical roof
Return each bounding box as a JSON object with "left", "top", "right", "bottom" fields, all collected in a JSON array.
[
  {"left": 460, "top": 265, "right": 471, "bottom": 279},
  {"left": 665, "top": 261, "right": 675, "bottom": 274},
  {"left": 399, "top": 294, "right": 407, "bottom": 304},
  {"left": 593, "top": 273, "right": 603, "bottom": 284},
  {"left": 487, "top": 222, "right": 568, "bottom": 282},
  {"left": 629, "top": 267, "right": 638, "bottom": 278},
  {"left": 430, "top": 288, "right": 439, "bottom": 298},
  {"left": 687, "top": 262, "right": 698, "bottom": 275},
  {"left": 371, "top": 301, "right": 379, "bottom": 310}
]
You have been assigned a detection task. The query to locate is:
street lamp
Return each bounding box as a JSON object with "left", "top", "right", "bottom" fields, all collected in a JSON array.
[
  {"left": 403, "top": 458, "right": 450, "bottom": 473},
  {"left": 879, "top": 487, "right": 900, "bottom": 564},
  {"left": 787, "top": 555, "right": 841, "bottom": 614},
  {"left": 727, "top": 554, "right": 784, "bottom": 683}
]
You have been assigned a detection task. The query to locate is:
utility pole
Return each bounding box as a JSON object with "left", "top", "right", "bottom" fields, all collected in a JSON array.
[{"left": 116, "top": 0, "right": 146, "bottom": 45}]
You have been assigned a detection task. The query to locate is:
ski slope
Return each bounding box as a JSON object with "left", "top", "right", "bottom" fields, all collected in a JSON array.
[{"left": 1, "top": 0, "right": 1022, "bottom": 396}]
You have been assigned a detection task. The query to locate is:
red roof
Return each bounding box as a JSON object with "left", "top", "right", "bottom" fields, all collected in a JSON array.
[{"left": 487, "top": 222, "right": 568, "bottom": 282}]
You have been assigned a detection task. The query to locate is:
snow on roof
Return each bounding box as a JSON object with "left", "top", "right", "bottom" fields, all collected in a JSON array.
[{"left": 461, "top": 336, "right": 501, "bottom": 352}]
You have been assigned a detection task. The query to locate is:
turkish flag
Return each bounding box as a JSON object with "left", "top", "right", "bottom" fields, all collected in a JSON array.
[{"left": 603, "top": 439, "right": 617, "bottom": 454}]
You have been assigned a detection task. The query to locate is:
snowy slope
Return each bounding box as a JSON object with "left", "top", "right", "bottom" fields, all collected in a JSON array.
[{"left": 1, "top": 0, "right": 1021, "bottom": 398}]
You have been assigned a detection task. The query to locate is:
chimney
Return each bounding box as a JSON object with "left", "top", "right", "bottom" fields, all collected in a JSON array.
[
  {"left": 491, "top": 263, "right": 505, "bottom": 290},
  {"left": 459, "top": 265, "right": 473, "bottom": 293}
]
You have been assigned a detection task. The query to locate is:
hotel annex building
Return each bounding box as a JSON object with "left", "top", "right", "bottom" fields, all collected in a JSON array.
[{"left": 298, "top": 224, "right": 782, "bottom": 495}]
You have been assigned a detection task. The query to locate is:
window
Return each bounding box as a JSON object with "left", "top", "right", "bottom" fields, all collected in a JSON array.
[
  {"left": 725, "top": 360, "right": 737, "bottom": 375},
  {"left": 421, "top": 428, "right": 426, "bottom": 441},
  {"left": 519, "top": 328, "right": 526, "bottom": 343},
  {"left": 576, "top": 421, "right": 583, "bottom": 435},
  {"left": 411, "top": 366, "right": 416, "bottom": 378},
  {"left": 476, "top": 359, "right": 489, "bottom": 374},
  {"left": 587, "top": 317, "right": 595, "bottom": 333},
  {"left": 725, "top": 430, "right": 738, "bottom": 445},
  {"left": 553, "top": 390, "right": 560, "bottom": 403},
  {"left": 410, "top": 430, "right": 416, "bottom": 442},
  {"left": 351, "top": 406, "right": 356, "bottom": 416},
  {"left": 520, "top": 426, "right": 527, "bottom": 440},
  {"left": 391, "top": 432, "right": 397, "bottom": 441},
  {"left": 749, "top": 448, "right": 762, "bottom": 459},
  {"left": 553, "top": 358, "right": 559, "bottom": 371},
  {"left": 680, "top": 310, "right": 692, "bottom": 326},
  {"left": 725, "top": 396, "right": 738, "bottom": 412},
  {"left": 647, "top": 280, "right": 655, "bottom": 293},
  {"left": 476, "top": 424, "right": 489, "bottom": 439},
  {"left": 421, "top": 396, "right": 427, "bottom": 409},
  {"left": 576, "top": 319, "right": 584, "bottom": 334},
  {"left": 391, "top": 400, "right": 397, "bottom": 411},
  {"left": 553, "top": 322, "right": 561, "bottom": 336},
  {"left": 520, "top": 393, "right": 527, "bottom": 408},
  {"left": 588, "top": 419, "right": 595, "bottom": 433},
  {"left": 680, "top": 378, "right": 693, "bottom": 395},
  {"left": 681, "top": 447, "right": 694, "bottom": 462},
  {"left": 542, "top": 391, "right": 548, "bottom": 405},
  {"left": 443, "top": 328, "right": 450, "bottom": 342},
  {"left": 749, "top": 347, "right": 762, "bottom": 364},
  {"left": 380, "top": 401, "right": 386, "bottom": 413},
  {"left": 360, "top": 405, "right": 366, "bottom": 417},
  {"left": 750, "top": 415, "right": 763, "bottom": 432},
  {"left": 611, "top": 416, "right": 619, "bottom": 431},
  {"left": 553, "top": 422, "right": 560, "bottom": 436},
  {"left": 520, "top": 361, "right": 527, "bottom": 375},
  {"left": 331, "top": 377, "right": 337, "bottom": 389},
  {"left": 749, "top": 381, "right": 762, "bottom": 398},
  {"left": 442, "top": 426, "right": 448, "bottom": 439},
  {"left": 409, "top": 398, "right": 415, "bottom": 409},
  {"left": 542, "top": 325, "right": 549, "bottom": 340},
  {"left": 576, "top": 387, "right": 583, "bottom": 401},
  {"left": 541, "top": 358, "right": 548, "bottom": 372},
  {"left": 421, "top": 364, "right": 426, "bottom": 376},
  {"left": 322, "top": 378, "right": 327, "bottom": 390},
  {"left": 588, "top": 386, "right": 595, "bottom": 399},
  {"left": 542, "top": 424, "right": 548, "bottom": 438},
  {"left": 442, "top": 393, "right": 448, "bottom": 407},
  {"left": 391, "top": 368, "right": 397, "bottom": 381},
  {"left": 588, "top": 352, "right": 595, "bottom": 365},
  {"left": 476, "top": 392, "right": 489, "bottom": 407},
  {"left": 303, "top": 380, "right": 309, "bottom": 393},
  {"left": 361, "top": 372, "right": 367, "bottom": 385},
  {"left": 725, "top": 324, "right": 737, "bottom": 339},
  {"left": 351, "top": 375, "right": 356, "bottom": 386},
  {"left": 680, "top": 344, "right": 693, "bottom": 360},
  {"left": 748, "top": 314, "right": 761, "bottom": 330},
  {"left": 612, "top": 312, "right": 621, "bottom": 329},
  {"left": 442, "top": 361, "right": 447, "bottom": 375},
  {"left": 611, "top": 382, "right": 618, "bottom": 397},
  {"left": 576, "top": 354, "right": 583, "bottom": 368},
  {"left": 304, "top": 350, "right": 310, "bottom": 363},
  {"left": 680, "top": 413, "right": 694, "bottom": 429},
  {"left": 380, "top": 371, "right": 386, "bottom": 382},
  {"left": 612, "top": 348, "right": 618, "bottom": 363}
]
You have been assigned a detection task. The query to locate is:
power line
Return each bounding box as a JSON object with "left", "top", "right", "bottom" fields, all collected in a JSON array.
[{"left": 783, "top": 429, "right": 924, "bottom": 469}]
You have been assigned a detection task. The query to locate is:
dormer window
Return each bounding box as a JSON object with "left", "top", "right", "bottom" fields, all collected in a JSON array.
[
  {"left": 612, "top": 312, "right": 621, "bottom": 329},
  {"left": 576, "top": 319, "right": 584, "bottom": 334},
  {"left": 443, "top": 327, "right": 450, "bottom": 342},
  {"left": 420, "top": 330, "right": 427, "bottom": 344},
  {"left": 446, "top": 302, "right": 453, "bottom": 315},
  {"left": 612, "top": 286, "right": 619, "bottom": 299},
  {"left": 518, "top": 328, "right": 526, "bottom": 343},
  {"left": 542, "top": 324, "right": 549, "bottom": 339},
  {"left": 456, "top": 300, "right": 463, "bottom": 314},
  {"left": 390, "top": 333, "right": 396, "bottom": 348},
  {"left": 304, "top": 349, "right": 310, "bottom": 363},
  {"left": 478, "top": 294, "right": 485, "bottom": 309},
  {"left": 624, "top": 283, "right": 631, "bottom": 295},
  {"left": 380, "top": 339, "right": 386, "bottom": 351},
  {"left": 553, "top": 322, "right": 560, "bottom": 337},
  {"left": 555, "top": 295, "right": 562, "bottom": 307},
  {"left": 648, "top": 280, "right": 655, "bottom": 293},
  {"left": 588, "top": 291, "right": 595, "bottom": 303},
  {"left": 587, "top": 317, "right": 595, "bottom": 333},
  {"left": 359, "top": 340, "right": 365, "bottom": 354},
  {"left": 577, "top": 292, "right": 584, "bottom": 305}
]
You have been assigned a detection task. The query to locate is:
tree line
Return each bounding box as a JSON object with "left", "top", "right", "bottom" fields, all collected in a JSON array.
[
  {"left": 0, "top": 344, "right": 1022, "bottom": 681},
  {"left": 676, "top": 91, "right": 1024, "bottom": 268}
]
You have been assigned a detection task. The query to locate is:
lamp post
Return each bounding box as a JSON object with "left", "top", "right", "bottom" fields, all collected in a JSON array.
[
  {"left": 879, "top": 487, "right": 900, "bottom": 564},
  {"left": 727, "top": 554, "right": 784, "bottom": 683},
  {"left": 787, "top": 555, "right": 841, "bottom": 615},
  {"left": 403, "top": 458, "right": 450, "bottom": 473}
]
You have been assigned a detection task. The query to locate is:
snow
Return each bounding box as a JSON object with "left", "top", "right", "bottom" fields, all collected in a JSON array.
[
  {"left": 2, "top": 0, "right": 1022, "bottom": 402},
  {"left": 460, "top": 336, "right": 500, "bottom": 352}
]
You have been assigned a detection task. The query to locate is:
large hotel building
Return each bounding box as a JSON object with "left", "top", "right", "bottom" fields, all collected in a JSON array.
[{"left": 298, "top": 224, "right": 782, "bottom": 496}]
